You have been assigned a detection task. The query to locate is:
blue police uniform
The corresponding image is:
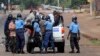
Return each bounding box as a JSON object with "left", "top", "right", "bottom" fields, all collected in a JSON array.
[
  {"left": 34, "top": 22, "right": 40, "bottom": 33},
  {"left": 69, "top": 22, "right": 80, "bottom": 33},
  {"left": 32, "top": 21, "right": 42, "bottom": 52},
  {"left": 15, "top": 18, "right": 25, "bottom": 53},
  {"left": 42, "top": 20, "right": 55, "bottom": 52},
  {"left": 69, "top": 22, "right": 80, "bottom": 53}
]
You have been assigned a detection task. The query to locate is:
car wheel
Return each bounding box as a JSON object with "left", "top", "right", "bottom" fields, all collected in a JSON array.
[
  {"left": 27, "top": 43, "right": 32, "bottom": 53},
  {"left": 57, "top": 42, "right": 65, "bottom": 53}
]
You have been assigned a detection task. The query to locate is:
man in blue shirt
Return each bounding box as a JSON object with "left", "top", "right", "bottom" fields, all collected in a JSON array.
[
  {"left": 31, "top": 18, "right": 42, "bottom": 53},
  {"left": 15, "top": 14, "right": 25, "bottom": 53},
  {"left": 42, "top": 16, "right": 55, "bottom": 53},
  {"left": 67, "top": 16, "right": 80, "bottom": 53}
]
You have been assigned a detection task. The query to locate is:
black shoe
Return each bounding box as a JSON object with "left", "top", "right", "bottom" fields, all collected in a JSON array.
[
  {"left": 53, "top": 50, "right": 56, "bottom": 53},
  {"left": 53, "top": 49, "right": 56, "bottom": 53},
  {"left": 69, "top": 51, "right": 75, "bottom": 53},
  {"left": 45, "top": 48, "right": 47, "bottom": 53},
  {"left": 76, "top": 51, "right": 80, "bottom": 53},
  {"left": 5, "top": 49, "right": 10, "bottom": 52},
  {"left": 16, "top": 50, "right": 21, "bottom": 54},
  {"left": 40, "top": 48, "right": 45, "bottom": 54},
  {"left": 20, "top": 50, "right": 25, "bottom": 54},
  {"left": 15, "top": 50, "right": 20, "bottom": 54},
  {"left": 31, "top": 50, "right": 34, "bottom": 54}
]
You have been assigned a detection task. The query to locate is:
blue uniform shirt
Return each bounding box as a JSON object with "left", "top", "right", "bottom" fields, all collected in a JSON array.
[
  {"left": 15, "top": 18, "right": 25, "bottom": 29},
  {"left": 69, "top": 22, "right": 80, "bottom": 33},
  {"left": 44, "top": 21, "right": 53, "bottom": 30},
  {"left": 34, "top": 22, "right": 41, "bottom": 32}
]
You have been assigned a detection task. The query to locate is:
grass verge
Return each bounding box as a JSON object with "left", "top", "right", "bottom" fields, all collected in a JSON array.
[{"left": 90, "top": 39, "right": 100, "bottom": 46}]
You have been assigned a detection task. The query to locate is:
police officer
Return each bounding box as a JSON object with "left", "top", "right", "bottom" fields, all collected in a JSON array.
[
  {"left": 42, "top": 16, "right": 55, "bottom": 53},
  {"left": 67, "top": 16, "right": 80, "bottom": 53},
  {"left": 31, "top": 17, "right": 42, "bottom": 53},
  {"left": 15, "top": 14, "right": 25, "bottom": 53}
]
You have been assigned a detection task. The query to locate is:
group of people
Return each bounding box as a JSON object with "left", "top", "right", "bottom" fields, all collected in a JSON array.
[
  {"left": 4, "top": 9, "right": 81, "bottom": 54},
  {"left": 4, "top": 10, "right": 64, "bottom": 54},
  {"left": 4, "top": 13, "right": 25, "bottom": 53}
]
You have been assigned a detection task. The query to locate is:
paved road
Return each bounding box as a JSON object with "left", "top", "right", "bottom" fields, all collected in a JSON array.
[{"left": 0, "top": 11, "right": 100, "bottom": 56}]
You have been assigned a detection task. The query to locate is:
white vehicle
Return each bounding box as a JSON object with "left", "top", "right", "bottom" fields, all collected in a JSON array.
[
  {"left": 53, "top": 22, "right": 65, "bottom": 53},
  {"left": 48, "top": 13, "right": 65, "bottom": 53}
]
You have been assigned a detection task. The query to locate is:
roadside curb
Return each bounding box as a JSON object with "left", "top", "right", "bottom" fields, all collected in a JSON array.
[{"left": 81, "top": 31, "right": 99, "bottom": 40}]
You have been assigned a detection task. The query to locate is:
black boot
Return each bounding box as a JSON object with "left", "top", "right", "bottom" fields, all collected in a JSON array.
[
  {"left": 5, "top": 49, "right": 10, "bottom": 52},
  {"left": 45, "top": 48, "right": 47, "bottom": 53},
  {"left": 16, "top": 49, "right": 21, "bottom": 54},
  {"left": 76, "top": 50, "right": 80, "bottom": 53},
  {"left": 5, "top": 47, "right": 10, "bottom": 52},
  {"left": 52, "top": 48, "right": 55, "bottom": 53},
  {"left": 20, "top": 49, "right": 25, "bottom": 54}
]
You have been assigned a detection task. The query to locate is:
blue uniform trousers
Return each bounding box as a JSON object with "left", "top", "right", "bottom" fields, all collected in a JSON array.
[
  {"left": 16, "top": 29, "right": 25, "bottom": 51},
  {"left": 42, "top": 30, "right": 55, "bottom": 50}
]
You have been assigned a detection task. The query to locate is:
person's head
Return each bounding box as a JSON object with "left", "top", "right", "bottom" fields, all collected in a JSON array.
[
  {"left": 7, "top": 14, "right": 13, "bottom": 20},
  {"left": 72, "top": 16, "right": 77, "bottom": 24},
  {"left": 30, "top": 10, "right": 33, "bottom": 13},
  {"left": 40, "top": 13, "right": 45, "bottom": 20},
  {"left": 45, "top": 15, "right": 51, "bottom": 21},
  {"left": 42, "top": 15, "right": 45, "bottom": 20},
  {"left": 53, "top": 10, "right": 57, "bottom": 16},
  {"left": 17, "top": 13, "right": 22, "bottom": 18}
]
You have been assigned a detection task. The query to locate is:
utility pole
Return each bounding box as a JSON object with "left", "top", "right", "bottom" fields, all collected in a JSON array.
[
  {"left": 58, "top": 0, "right": 60, "bottom": 7},
  {"left": 8, "top": 0, "right": 10, "bottom": 11},
  {"left": 88, "top": 0, "right": 94, "bottom": 15}
]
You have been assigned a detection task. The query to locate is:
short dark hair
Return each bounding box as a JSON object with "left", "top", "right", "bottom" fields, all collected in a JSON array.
[
  {"left": 72, "top": 16, "right": 77, "bottom": 21},
  {"left": 30, "top": 10, "right": 33, "bottom": 13},
  {"left": 8, "top": 14, "right": 13, "bottom": 18},
  {"left": 17, "top": 13, "right": 22, "bottom": 18},
  {"left": 45, "top": 16, "right": 50, "bottom": 21}
]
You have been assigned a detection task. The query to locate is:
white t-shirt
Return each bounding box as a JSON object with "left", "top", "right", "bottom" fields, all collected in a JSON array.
[
  {"left": 25, "top": 13, "right": 35, "bottom": 24},
  {"left": 48, "top": 14, "right": 54, "bottom": 24}
]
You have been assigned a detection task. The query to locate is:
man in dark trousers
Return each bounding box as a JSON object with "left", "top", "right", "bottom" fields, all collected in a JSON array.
[
  {"left": 31, "top": 17, "right": 42, "bottom": 53},
  {"left": 67, "top": 16, "right": 80, "bottom": 53},
  {"left": 15, "top": 14, "right": 25, "bottom": 53},
  {"left": 42, "top": 16, "right": 55, "bottom": 53}
]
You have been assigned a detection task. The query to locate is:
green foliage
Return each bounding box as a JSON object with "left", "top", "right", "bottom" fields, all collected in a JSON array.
[
  {"left": 19, "top": 2, "right": 25, "bottom": 12},
  {"left": 0, "top": 0, "right": 88, "bottom": 9},
  {"left": 71, "top": 0, "right": 87, "bottom": 9}
]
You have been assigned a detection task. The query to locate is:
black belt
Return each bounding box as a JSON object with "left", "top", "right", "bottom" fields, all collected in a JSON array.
[
  {"left": 16, "top": 28, "right": 24, "bottom": 30},
  {"left": 71, "top": 33, "right": 77, "bottom": 34},
  {"left": 46, "top": 30, "right": 52, "bottom": 31}
]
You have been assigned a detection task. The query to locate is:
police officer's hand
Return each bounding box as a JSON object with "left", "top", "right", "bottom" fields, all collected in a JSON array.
[{"left": 77, "top": 36, "right": 80, "bottom": 41}]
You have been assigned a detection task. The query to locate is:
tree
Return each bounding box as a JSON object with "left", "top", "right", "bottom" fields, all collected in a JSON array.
[
  {"left": 70, "top": 0, "right": 88, "bottom": 9},
  {"left": 0, "top": 0, "right": 88, "bottom": 9}
]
